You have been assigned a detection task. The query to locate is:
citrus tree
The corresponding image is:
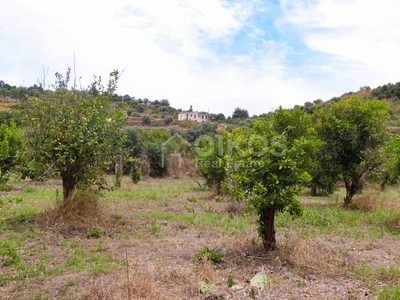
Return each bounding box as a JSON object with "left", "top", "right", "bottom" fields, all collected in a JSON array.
[
  {"left": 0, "top": 122, "right": 23, "bottom": 188},
  {"left": 195, "top": 131, "right": 230, "bottom": 195},
  {"left": 226, "top": 113, "right": 318, "bottom": 251},
  {"left": 316, "top": 96, "right": 389, "bottom": 206},
  {"left": 17, "top": 69, "right": 126, "bottom": 204}
]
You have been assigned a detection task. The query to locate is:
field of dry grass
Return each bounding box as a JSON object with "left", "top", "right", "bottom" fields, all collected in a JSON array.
[{"left": 1, "top": 176, "right": 400, "bottom": 299}]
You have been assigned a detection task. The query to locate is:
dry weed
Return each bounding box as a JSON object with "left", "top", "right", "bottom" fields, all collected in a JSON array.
[
  {"left": 223, "top": 201, "right": 245, "bottom": 215},
  {"left": 167, "top": 156, "right": 196, "bottom": 178},
  {"left": 349, "top": 190, "right": 400, "bottom": 212},
  {"left": 348, "top": 193, "right": 381, "bottom": 211},
  {"left": 279, "top": 233, "right": 350, "bottom": 276},
  {"left": 34, "top": 189, "right": 115, "bottom": 235},
  {"left": 384, "top": 213, "right": 400, "bottom": 231},
  {"left": 220, "top": 232, "right": 260, "bottom": 257}
]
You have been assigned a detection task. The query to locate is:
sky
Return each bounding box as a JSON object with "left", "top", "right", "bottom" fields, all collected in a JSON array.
[{"left": 1, "top": 0, "right": 400, "bottom": 117}]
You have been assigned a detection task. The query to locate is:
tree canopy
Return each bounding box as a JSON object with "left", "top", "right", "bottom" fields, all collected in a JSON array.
[
  {"left": 226, "top": 113, "right": 318, "bottom": 250},
  {"left": 232, "top": 107, "right": 249, "bottom": 119},
  {"left": 17, "top": 70, "right": 126, "bottom": 203},
  {"left": 316, "top": 96, "right": 390, "bottom": 206}
]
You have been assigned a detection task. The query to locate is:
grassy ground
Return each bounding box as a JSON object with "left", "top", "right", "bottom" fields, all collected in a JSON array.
[{"left": 0, "top": 177, "right": 400, "bottom": 299}]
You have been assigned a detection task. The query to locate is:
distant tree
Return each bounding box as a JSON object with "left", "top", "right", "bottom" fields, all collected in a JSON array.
[
  {"left": 210, "top": 113, "right": 226, "bottom": 122},
  {"left": 164, "top": 116, "right": 173, "bottom": 125},
  {"left": 0, "top": 122, "right": 23, "bottom": 187},
  {"left": 185, "top": 122, "right": 218, "bottom": 143},
  {"left": 313, "top": 99, "right": 323, "bottom": 105},
  {"left": 17, "top": 69, "right": 126, "bottom": 204},
  {"left": 380, "top": 135, "right": 400, "bottom": 190},
  {"left": 316, "top": 96, "right": 390, "bottom": 206},
  {"left": 123, "top": 94, "right": 132, "bottom": 102},
  {"left": 124, "top": 127, "right": 143, "bottom": 159},
  {"left": 141, "top": 128, "right": 171, "bottom": 177},
  {"left": 160, "top": 99, "right": 170, "bottom": 106},
  {"left": 232, "top": 107, "right": 249, "bottom": 119},
  {"left": 195, "top": 131, "right": 229, "bottom": 195},
  {"left": 137, "top": 104, "right": 145, "bottom": 113},
  {"left": 142, "top": 115, "right": 151, "bottom": 125}
]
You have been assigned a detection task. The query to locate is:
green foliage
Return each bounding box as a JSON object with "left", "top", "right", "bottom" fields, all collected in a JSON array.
[
  {"left": 146, "top": 143, "right": 167, "bottom": 177},
  {"left": 185, "top": 121, "right": 218, "bottom": 143},
  {"left": 272, "top": 106, "right": 334, "bottom": 196},
  {"left": 0, "top": 121, "right": 24, "bottom": 186},
  {"left": 193, "top": 246, "right": 224, "bottom": 263},
  {"left": 0, "top": 110, "right": 21, "bottom": 126},
  {"left": 123, "top": 126, "right": 144, "bottom": 175},
  {"left": 0, "top": 240, "right": 19, "bottom": 266},
  {"left": 250, "top": 288, "right": 256, "bottom": 298},
  {"left": 232, "top": 107, "right": 249, "bottom": 119},
  {"left": 316, "top": 96, "right": 390, "bottom": 205},
  {"left": 164, "top": 115, "right": 173, "bottom": 125},
  {"left": 130, "top": 162, "right": 141, "bottom": 183},
  {"left": 17, "top": 69, "right": 126, "bottom": 203},
  {"left": 195, "top": 131, "right": 229, "bottom": 194},
  {"left": 226, "top": 113, "right": 317, "bottom": 250},
  {"left": 210, "top": 113, "right": 226, "bottom": 122},
  {"left": 378, "top": 284, "right": 400, "bottom": 299},
  {"left": 86, "top": 227, "right": 103, "bottom": 238},
  {"left": 227, "top": 275, "right": 233, "bottom": 287},
  {"left": 142, "top": 115, "right": 151, "bottom": 124},
  {"left": 141, "top": 128, "right": 171, "bottom": 177},
  {"left": 382, "top": 135, "right": 400, "bottom": 185}
]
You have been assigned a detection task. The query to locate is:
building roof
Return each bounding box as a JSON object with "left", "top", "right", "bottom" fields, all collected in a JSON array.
[{"left": 179, "top": 111, "right": 209, "bottom": 114}]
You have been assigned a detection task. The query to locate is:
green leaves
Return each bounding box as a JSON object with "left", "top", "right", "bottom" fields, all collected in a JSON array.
[
  {"left": 17, "top": 70, "right": 126, "bottom": 201},
  {"left": 315, "top": 96, "right": 390, "bottom": 203},
  {"left": 225, "top": 108, "right": 319, "bottom": 250}
]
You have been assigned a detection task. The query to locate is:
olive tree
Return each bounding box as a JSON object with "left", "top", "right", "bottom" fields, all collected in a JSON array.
[{"left": 17, "top": 69, "right": 126, "bottom": 204}]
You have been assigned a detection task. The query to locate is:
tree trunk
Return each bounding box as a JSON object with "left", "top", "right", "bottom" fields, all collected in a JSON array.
[
  {"left": 61, "top": 173, "right": 77, "bottom": 204},
  {"left": 310, "top": 186, "right": 317, "bottom": 196},
  {"left": 260, "top": 204, "right": 276, "bottom": 251},
  {"left": 344, "top": 178, "right": 359, "bottom": 207},
  {"left": 381, "top": 173, "right": 388, "bottom": 192}
]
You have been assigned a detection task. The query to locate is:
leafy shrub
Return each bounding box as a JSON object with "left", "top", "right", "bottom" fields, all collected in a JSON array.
[
  {"left": 193, "top": 246, "right": 224, "bottom": 263},
  {"left": 0, "top": 240, "right": 19, "bottom": 266},
  {"left": 164, "top": 116, "right": 173, "bottom": 125},
  {"left": 142, "top": 116, "right": 151, "bottom": 125},
  {"left": 87, "top": 227, "right": 102, "bottom": 238},
  {"left": 131, "top": 165, "right": 141, "bottom": 183}
]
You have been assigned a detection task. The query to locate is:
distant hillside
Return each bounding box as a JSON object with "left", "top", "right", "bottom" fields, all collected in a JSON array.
[
  {"left": 299, "top": 82, "right": 400, "bottom": 134},
  {"left": 2, "top": 79, "right": 400, "bottom": 131}
]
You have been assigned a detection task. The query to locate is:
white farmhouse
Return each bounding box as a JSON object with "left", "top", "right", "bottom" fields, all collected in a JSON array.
[{"left": 178, "top": 111, "right": 210, "bottom": 123}]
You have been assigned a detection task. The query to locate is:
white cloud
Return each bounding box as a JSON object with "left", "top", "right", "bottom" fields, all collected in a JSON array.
[{"left": 278, "top": 0, "right": 400, "bottom": 90}]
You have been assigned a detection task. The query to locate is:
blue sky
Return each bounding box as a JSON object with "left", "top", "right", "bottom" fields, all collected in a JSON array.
[{"left": 1, "top": 0, "right": 400, "bottom": 116}]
